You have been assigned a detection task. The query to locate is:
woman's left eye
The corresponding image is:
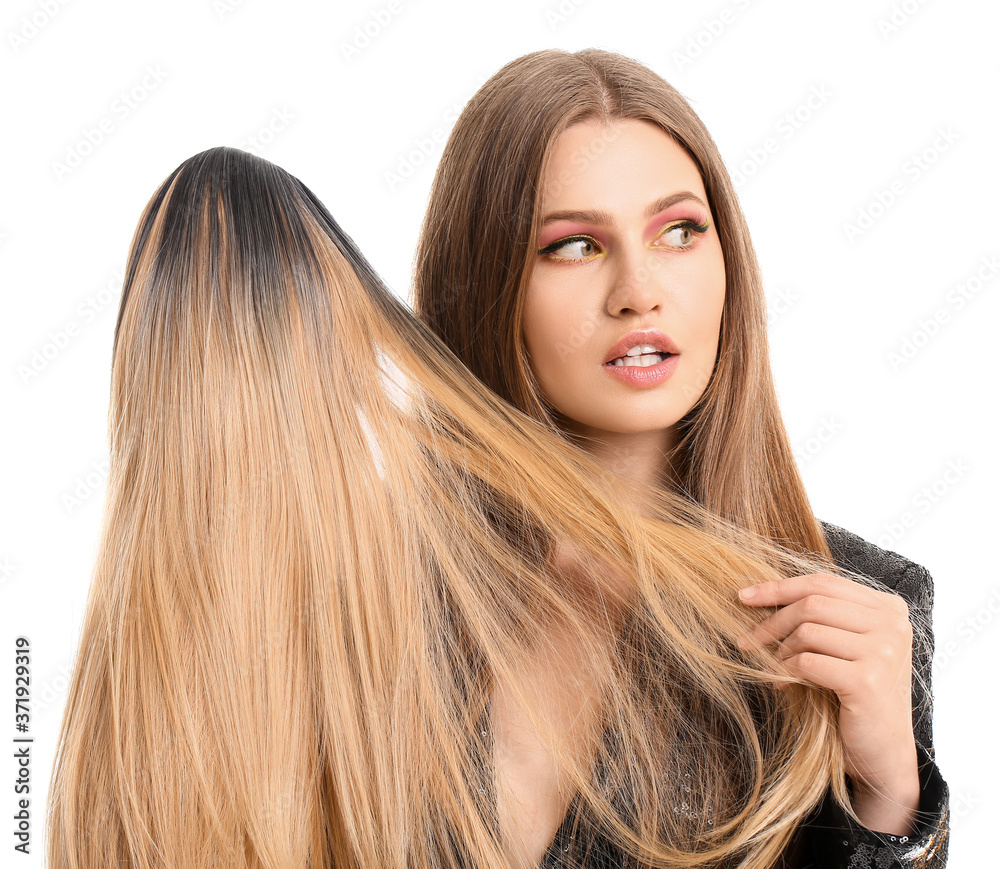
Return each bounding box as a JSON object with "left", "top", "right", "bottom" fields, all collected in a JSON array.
[{"left": 653, "top": 219, "right": 711, "bottom": 250}]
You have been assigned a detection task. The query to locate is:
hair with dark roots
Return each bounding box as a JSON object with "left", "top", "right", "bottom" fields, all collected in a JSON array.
[{"left": 45, "top": 108, "right": 902, "bottom": 868}]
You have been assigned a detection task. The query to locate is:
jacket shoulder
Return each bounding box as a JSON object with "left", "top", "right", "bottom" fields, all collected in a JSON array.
[{"left": 818, "top": 519, "right": 933, "bottom": 610}]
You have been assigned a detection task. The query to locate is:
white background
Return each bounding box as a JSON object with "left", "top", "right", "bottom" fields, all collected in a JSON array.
[{"left": 2, "top": 0, "right": 997, "bottom": 864}]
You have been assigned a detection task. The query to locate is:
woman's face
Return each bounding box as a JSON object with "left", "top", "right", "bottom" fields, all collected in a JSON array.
[{"left": 522, "top": 118, "right": 726, "bottom": 462}]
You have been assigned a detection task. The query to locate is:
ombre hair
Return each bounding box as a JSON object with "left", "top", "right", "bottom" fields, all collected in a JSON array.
[
  {"left": 47, "top": 115, "right": 888, "bottom": 868},
  {"left": 414, "top": 48, "right": 826, "bottom": 561}
]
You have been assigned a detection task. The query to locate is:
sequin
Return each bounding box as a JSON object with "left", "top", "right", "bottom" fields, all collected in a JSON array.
[{"left": 521, "top": 523, "right": 952, "bottom": 867}]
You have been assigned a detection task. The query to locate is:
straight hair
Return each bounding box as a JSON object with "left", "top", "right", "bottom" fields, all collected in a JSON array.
[
  {"left": 46, "top": 141, "right": 882, "bottom": 868},
  {"left": 414, "top": 48, "right": 828, "bottom": 559}
]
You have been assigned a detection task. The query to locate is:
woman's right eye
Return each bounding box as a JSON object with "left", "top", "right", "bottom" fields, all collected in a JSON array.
[{"left": 538, "top": 235, "right": 604, "bottom": 262}]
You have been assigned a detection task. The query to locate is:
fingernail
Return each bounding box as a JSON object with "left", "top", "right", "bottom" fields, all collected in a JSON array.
[{"left": 738, "top": 586, "right": 758, "bottom": 600}]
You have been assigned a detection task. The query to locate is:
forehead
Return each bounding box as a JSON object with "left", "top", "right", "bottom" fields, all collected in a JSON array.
[{"left": 539, "top": 118, "right": 707, "bottom": 211}]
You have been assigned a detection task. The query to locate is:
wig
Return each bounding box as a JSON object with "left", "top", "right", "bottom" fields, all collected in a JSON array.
[{"left": 45, "top": 55, "right": 919, "bottom": 869}]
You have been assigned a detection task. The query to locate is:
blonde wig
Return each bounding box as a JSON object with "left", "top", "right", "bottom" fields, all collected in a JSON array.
[{"left": 46, "top": 111, "right": 896, "bottom": 866}]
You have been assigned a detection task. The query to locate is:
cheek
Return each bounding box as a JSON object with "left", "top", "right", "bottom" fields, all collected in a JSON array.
[
  {"left": 521, "top": 289, "right": 557, "bottom": 377},
  {"left": 522, "top": 284, "right": 566, "bottom": 361},
  {"left": 690, "top": 258, "right": 726, "bottom": 348}
]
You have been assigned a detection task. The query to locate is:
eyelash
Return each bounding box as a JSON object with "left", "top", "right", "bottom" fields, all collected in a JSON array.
[{"left": 537, "top": 219, "right": 711, "bottom": 262}]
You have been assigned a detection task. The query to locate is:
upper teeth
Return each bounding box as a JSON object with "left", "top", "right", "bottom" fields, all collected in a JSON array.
[
  {"left": 608, "top": 343, "right": 669, "bottom": 368},
  {"left": 622, "top": 344, "right": 660, "bottom": 357}
]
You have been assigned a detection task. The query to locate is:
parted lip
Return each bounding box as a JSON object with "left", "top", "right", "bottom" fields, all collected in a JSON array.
[{"left": 603, "top": 329, "right": 680, "bottom": 365}]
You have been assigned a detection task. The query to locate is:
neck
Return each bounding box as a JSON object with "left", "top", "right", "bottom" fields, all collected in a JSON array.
[{"left": 557, "top": 419, "right": 679, "bottom": 493}]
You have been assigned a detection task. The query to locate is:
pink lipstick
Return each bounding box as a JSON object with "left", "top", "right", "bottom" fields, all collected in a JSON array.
[{"left": 602, "top": 328, "right": 680, "bottom": 388}]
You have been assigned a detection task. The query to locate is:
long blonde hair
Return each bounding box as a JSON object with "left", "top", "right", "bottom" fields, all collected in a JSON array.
[{"left": 46, "top": 139, "right": 871, "bottom": 865}]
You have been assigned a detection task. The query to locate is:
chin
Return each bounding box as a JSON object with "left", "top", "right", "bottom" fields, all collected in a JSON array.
[{"left": 563, "top": 415, "right": 681, "bottom": 438}]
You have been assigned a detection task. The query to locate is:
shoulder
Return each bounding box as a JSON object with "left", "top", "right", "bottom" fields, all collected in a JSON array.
[
  {"left": 818, "top": 521, "right": 944, "bottom": 770},
  {"left": 818, "top": 519, "right": 934, "bottom": 612}
]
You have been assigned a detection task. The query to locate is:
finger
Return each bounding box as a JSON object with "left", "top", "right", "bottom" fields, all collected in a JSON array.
[
  {"left": 738, "top": 573, "right": 883, "bottom": 609},
  {"left": 736, "top": 641, "right": 796, "bottom": 691},
  {"left": 779, "top": 651, "right": 857, "bottom": 696},
  {"left": 741, "top": 595, "right": 876, "bottom": 647},
  {"left": 773, "top": 622, "right": 864, "bottom": 664}
]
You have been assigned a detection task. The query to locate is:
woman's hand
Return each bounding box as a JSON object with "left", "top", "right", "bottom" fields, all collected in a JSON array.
[{"left": 737, "top": 573, "right": 921, "bottom": 837}]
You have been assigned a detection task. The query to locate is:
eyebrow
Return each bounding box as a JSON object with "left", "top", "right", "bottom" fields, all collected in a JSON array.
[{"left": 540, "top": 191, "right": 709, "bottom": 226}]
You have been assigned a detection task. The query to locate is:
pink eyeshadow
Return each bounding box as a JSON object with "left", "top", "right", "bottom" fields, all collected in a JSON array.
[
  {"left": 644, "top": 207, "right": 709, "bottom": 237},
  {"left": 537, "top": 222, "right": 605, "bottom": 250}
]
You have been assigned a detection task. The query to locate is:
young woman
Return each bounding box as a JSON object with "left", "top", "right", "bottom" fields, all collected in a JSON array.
[
  {"left": 411, "top": 48, "right": 949, "bottom": 868},
  {"left": 45, "top": 53, "right": 947, "bottom": 869}
]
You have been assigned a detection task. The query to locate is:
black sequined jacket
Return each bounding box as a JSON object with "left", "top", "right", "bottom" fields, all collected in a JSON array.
[{"left": 538, "top": 520, "right": 950, "bottom": 868}]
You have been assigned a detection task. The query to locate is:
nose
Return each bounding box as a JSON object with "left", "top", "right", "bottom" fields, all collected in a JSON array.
[{"left": 605, "top": 242, "right": 667, "bottom": 318}]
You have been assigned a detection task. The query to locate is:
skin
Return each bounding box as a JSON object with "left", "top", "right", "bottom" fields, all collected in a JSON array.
[
  {"left": 738, "top": 576, "right": 921, "bottom": 836},
  {"left": 497, "top": 119, "right": 920, "bottom": 864},
  {"left": 522, "top": 118, "right": 725, "bottom": 493},
  {"left": 504, "top": 117, "right": 729, "bottom": 864}
]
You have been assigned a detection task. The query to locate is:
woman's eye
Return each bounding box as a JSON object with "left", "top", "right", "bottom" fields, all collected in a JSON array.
[
  {"left": 654, "top": 220, "right": 710, "bottom": 250},
  {"left": 537, "top": 221, "right": 709, "bottom": 261},
  {"left": 538, "top": 235, "right": 603, "bottom": 262}
]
